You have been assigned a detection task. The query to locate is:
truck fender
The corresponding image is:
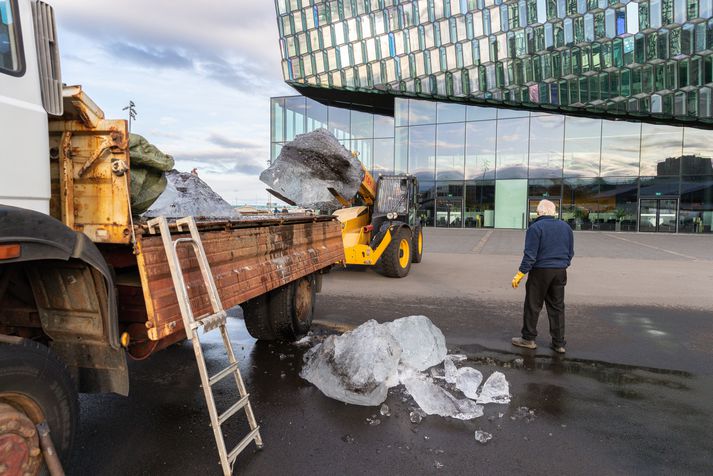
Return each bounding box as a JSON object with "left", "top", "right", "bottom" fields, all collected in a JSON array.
[{"left": 0, "top": 205, "right": 128, "bottom": 395}]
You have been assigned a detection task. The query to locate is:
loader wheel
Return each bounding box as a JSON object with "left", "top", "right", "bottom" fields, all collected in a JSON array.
[
  {"left": 412, "top": 226, "right": 424, "bottom": 264},
  {"left": 0, "top": 339, "right": 79, "bottom": 472},
  {"left": 380, "top": 228, "right": 412, "bottom": 278}
]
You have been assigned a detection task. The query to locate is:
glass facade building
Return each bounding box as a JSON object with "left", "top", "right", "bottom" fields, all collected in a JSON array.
[
  {"left": 272, "top": 1, "right": 713, "bottom": 233},
  {"left": 276, "top": 0, "right": 713, "bottom": 124},
  {"left": 271, "top": 96, "right": 713, "bottom": 232}
]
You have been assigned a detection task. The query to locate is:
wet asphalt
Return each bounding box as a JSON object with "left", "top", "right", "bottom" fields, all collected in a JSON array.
[{"left": 68, "top": 230, "right": 713, "bottom": 475}]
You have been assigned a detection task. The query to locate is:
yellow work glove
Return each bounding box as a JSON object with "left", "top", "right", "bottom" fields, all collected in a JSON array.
[{"left": 511, "top": 271, "right": 525, "bottom": 289}]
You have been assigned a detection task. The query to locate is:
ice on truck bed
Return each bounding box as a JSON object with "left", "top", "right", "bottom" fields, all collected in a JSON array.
[
  {"left": 260, "top": 128, "right": 365, "bottom": 211},
  {"left": 143, "top": 170, "right": 238, "bottom": 219}
]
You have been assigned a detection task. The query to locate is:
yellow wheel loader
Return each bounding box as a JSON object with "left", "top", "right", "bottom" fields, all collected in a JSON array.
[{"left": 261, "top": 129, "right": 423, "bottom": 278}]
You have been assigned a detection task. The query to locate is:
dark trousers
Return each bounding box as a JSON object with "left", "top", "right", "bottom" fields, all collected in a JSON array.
[{"left": 522, "top": 268, "right": 567, "bottom": 347}]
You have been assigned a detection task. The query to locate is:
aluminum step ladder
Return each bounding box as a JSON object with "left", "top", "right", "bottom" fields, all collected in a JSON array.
[{"left": 147, "top": 216, "right": 263, "bottom": 475}]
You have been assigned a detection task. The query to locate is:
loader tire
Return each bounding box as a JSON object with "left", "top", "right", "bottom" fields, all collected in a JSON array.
[
  {"left": 242, "top": 294, "right": 277, "bottom": 340},
  {"left": 0, "top": 339, "right": 79, "bottom": 469},
  {"left": 412, "top": 226, "right": 424, "bottom": 264},
  {"left": 379, "top": 228, "right": 412, "bottom": 278}
]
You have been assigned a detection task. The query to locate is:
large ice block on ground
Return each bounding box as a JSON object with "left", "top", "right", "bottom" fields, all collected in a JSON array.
[
  {"left": 476, "top": 372, "right": 511, "bottom": 404},
  {"left": 300, "top": 320, "right": 402, "bottom": 406},
  {"left": 384, "top": 316, "right": 447, "bottom": 372},
  {"left": 402, "top": 375, "right": 483, "bottom": 420},
  {"left": 260, "top": 128, "right": 365, "bottom": 211}
]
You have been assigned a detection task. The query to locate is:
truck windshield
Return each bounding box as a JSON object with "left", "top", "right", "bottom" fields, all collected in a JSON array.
[{"left": 0, "top": 0, "right": 21, "bottom": 74}]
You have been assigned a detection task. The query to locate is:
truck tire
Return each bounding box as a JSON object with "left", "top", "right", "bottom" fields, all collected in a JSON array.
[
  {"left": 267, "top": 284, "right": 295, "bottom": 341},
  {"left": 0, "top": 339, "right": 79, "bottom": 469},
  {"left": 242, "top": 294, "right": 277, "bottom": 341},
  {"left": 412, "top": 226, "right": 424, "bottom": 263},
  {"left": 379, "top": 228, "right": 413, "bottom": 278},
  {"left": 291, "top": 275, "right": 316, "bottom": 338}
]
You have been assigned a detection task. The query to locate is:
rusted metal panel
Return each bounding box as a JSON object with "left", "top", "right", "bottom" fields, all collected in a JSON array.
[
  {"left": 48, "top": 85, "right": 132, "bottom": 244},
  {"left": 135, "top": 218, "right": 344, "bottom": 341}
]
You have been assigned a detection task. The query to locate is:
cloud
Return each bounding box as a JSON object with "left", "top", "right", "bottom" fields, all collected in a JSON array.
[
  {"left": 107, "top": 42, "right": 194, "bottom": 70},
  {"left": 207, "top": 134, "right": 262, "bottom": 150}
]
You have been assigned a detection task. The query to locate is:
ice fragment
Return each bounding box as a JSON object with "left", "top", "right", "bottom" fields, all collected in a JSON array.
[
  {"left": 443, "top": 358, "right": 458, "bottom": 385},
  {"left": 455, "top": 367, "right": 483, "bottom": 400},
  {"left": 380, "top": 404, "right": 391, "bottom": 417},
  {"left": 409, "top": 411, "right": 422, "bottom": 424},
  {"left": 402, "top": 375, "right": 484, "bottom": 420},
  {"left": 474, "top": 430, "right": 493, "bottom": 444},
  {"left": 476, "top": 372, "right": 511, "bottom": 405},
  {"left": 384, "top": 316, "right": 447, "bottom": 371}
]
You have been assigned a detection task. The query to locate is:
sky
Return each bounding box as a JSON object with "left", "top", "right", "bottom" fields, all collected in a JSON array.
[{"left": 55, "top": 1, "right": 293, "bottom": 206}]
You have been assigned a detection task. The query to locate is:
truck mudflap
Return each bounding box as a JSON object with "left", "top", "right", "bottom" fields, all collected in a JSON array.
[{"left": 134, "top": 216, "right": 344, "bottom": 342}]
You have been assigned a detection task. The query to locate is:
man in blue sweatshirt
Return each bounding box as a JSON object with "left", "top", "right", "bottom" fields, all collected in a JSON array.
[{"left": 511, "top": 199, "right": 574, "bottom": 353}]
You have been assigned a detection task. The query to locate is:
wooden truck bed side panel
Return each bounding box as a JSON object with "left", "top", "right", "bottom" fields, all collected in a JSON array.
[{"left": 136, "top": 219, "right": 344, "bottom": 341}]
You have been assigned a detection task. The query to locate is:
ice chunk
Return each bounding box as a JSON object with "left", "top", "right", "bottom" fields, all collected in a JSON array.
[
  {"left": 384, "top": 315, "right": 447, "bottom": 372},
  {"left": 380, "top": 404, "right": 391, "bottom": 416},
  {"left": 474, "top": 430, "right": 493, "bottom": 444},
  {"left": 260, "top": 128, "right": 365, "bottom": 211},
  {"left": 446, "top": 354, "right": 467, "bottom": 362},
  {"left": 143, "top": 170, "right": 238, "bottom": 218},
  {"left": 455, "top": 367, "right": 483, "bottom": 400},
  {"left": 409, "top": 411, "right": 423, "bottom": 424},
  {"left": 476, "top": 372, "right": 511, "bottom": 405},
  {"left": 443, "top": 358, "right": 458, "bottom": 384},
  {"left": 300, "top": 320, "right": 402, "bottom": 406},
  {"left": 402, "top": 375, "right": 484, "bottom": 420}
]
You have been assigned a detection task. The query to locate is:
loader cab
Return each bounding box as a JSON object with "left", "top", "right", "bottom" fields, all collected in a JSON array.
[{"left": 373, "top": 175, "right": 419, "bottom": 227}]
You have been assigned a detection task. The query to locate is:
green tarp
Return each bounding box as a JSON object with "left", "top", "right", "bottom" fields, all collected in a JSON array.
[{"left": 128, "top": 133, "right": 174, "bottom": 215}]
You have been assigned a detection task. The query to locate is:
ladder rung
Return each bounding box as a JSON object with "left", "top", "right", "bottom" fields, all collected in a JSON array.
[
  {"left": 209, "top": 363, "right": 238, "bottom": 387},
  {"left": 218, "top": 394, "right": 250, "bottom": 425},
  {"left": 227, "top": 426, "right": 262, "bottom": 463}
]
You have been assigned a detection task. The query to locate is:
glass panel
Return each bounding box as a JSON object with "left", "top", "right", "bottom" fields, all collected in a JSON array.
[
  {"left": 528, "top": 114, "right": 565, "bottom": 178},
  {"left": 682, "top": 127, "right": 713, "bottom": 175},
  {"left": 562, "top": 178, "right": 599, "bottom": 230},
  {"left": 465, "top": 121, "right": 496, "bottom": 180},
  {"left": 494, "top": 179, "right": 528, "bottom": 229},
  {"left": 328, "top": 105, "right": 351, "bottom": 140},
  {"left": 466, "top": 105, "right": 498, "bottom": 121},
  {"left": 436, "top": 102, "right": 467, "bottom": 123},
  {"left": 285, "top": 96, "right": 306, "bottom": 141},
  {"left": 599, "top": 177, "right": 638, "bottom": 231},
  {"left": 639, "top": 199, "right": 659, "bottom": 232},
  {"left": 679, "top": 175, "right": 713, "bottom": 233},
  {"left": 639, "top": 123, "right": 683, "bottom": 176},
  {"left": 658, "top": 198, "right": 678, "bottom": 232},
  {"left": 350, "top": 110, "right": 374, "bottom": 138},
  {"left": 394, "top": 127, "right": 409, "bottom": 174},
  {"left": 639, "top": 176, "right": 680, "bottom": 196},
  {"left": 0, "top": 0, "right": 22, "bottom": 73},
  {"left": 417, "top": 180, "right": 436, "bottom": 227},
  {"left": 436, "top": 123, "right": 465, "bottom": 180},
  {"left": 465, "top": 180, "right": 495, "bottom": 228},
  {"left": 373, "top": 114, "right": 395, "bottom": 138},
  {"left": 305, "top": 98, "right": 329, "bottom": 132},
  {"left": 409, "top": 99, "right": 437, "bottom": 125},
  {"left": 496, "top": 117, "right": 530, "bottom": 179},
  {"left": 563, "top": 116, "right": 601, "bottom": 177},
  {"left": 373, "top": 138, "right": 394, "bottom": 175},
  {"left": 528, "top": 179, "right": 562, "bottom": 200},
  {"left": 352, "top": 138, "right": 374, "bottom": 171},
  {"left": 408, "top": 125, "right": 436, "bottom": 181},
  {"left": 435, "top": 182, "right": 464, "bottom": 228},
  {"left": 497, "top": 108, "right": 530, "bottom": 118},
  {"left": 395, "top": 98, "right": 409, "bottom": 126},
  {"left": 271, "top": 98, "right": 285, "bottom": 142},
  {"left": 600, "top": 120, "right": 641, "bottom": 176}
]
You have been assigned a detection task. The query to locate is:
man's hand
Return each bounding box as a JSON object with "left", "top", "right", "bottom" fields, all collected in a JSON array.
[{"left": 511, "top": 271, "right": 525, "bottom": 289}]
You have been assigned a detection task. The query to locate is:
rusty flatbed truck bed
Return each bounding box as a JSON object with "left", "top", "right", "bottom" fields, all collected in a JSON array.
[{"left": 117, "top": 215, "right": 343, "bottom": 358}]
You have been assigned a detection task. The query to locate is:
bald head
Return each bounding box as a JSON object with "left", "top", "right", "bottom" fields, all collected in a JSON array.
[{"left": 536, "top": 199, "right": 557, "bottom": 217}]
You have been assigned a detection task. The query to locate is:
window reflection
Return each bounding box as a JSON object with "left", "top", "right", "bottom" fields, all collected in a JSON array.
[
  {"left": 395, "top": 127, "right": 409, "bottom": 174},
  {"left": 600, "top": 120, "right": 641, "bottom": 176},
  {"left": 408, "top": 125, "right": 436, "bottom": 181},
  {"left": 352, "top": 139, "right": 374, "bottom": 171},
  {"left": 465, "top": 180, "right": 496, "bottom": 228},
  {"left": 599, "top": 177, "right": 638, "bottom": 231},
  {"left": 465, "top": 121, "right": 497, "bottom": 179},
  {"left": 679, "top": 175, "right": 713, "bottom": 233},
  {"left": 466, "top": 105, "right": 498, "bottom": 121},
  {"left": 395, "top": 98, "right": 409, "bottom": 126},
  {"left": 496, "top": 117, "right": 529, "bottom": 179},
  {"left": 351, "top": 110, "right": 374, "bottom": 138},
  {"left": 436, "top": 123, "right": 465, "bottom": 180},
  {"left": 374, "top": 115, "right": 395, "bottom": 138},
  {"left": 328, "top": 106, "right": 351, "bottom": 140},
  {"left": 436, "top": 182, "right": 464, "bottom": 228},
  {"left": 305, "top": 98, "right": 328, "bottom": 132},
  {"left": 639, "top": 123, "right": 683, "bottom": 176},
  {"left": 271, "top": 98, "right": 285, "bottom": 143},
  {"left": 639, "top": 176, "right": 680, "bottom": 196},
  {"left": 409, "top": 99, "right": 437, "bottom": 125},
  {"left": 285, "top": 96, "right": 306, "bottom": 141},
  {"left": 373, "top": 138, "right": 394, "bottom": 175},
  {"left": 437, "top": 102, "right": 466, "bottom": 123},
  {"left": 682, "top": 127, "right": 713, "bottom": 175},
  {"left": 529, "top": 114, "right": 565, "bottom": 178},
  {"left": 417, "top": 180, "right": 436, "bottom": 227},
  {"left": 562, "top": 178, "right": 599, "bottom": 230},
  {"left": 563, "top": 116, "right": 601, "bottom": 177}
]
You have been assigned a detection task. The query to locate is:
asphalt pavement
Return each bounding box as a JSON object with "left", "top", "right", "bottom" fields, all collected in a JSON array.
[{"left": 69, "top": 229, "right": 713, "bottom": 475}]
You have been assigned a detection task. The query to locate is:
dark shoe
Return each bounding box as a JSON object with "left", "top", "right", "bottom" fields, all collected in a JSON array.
[
  {"left": 511, "top": 337, "right": 537, "bottom": 349},
  {"left": 550, "top": 344, "right": 566, "bottom": 354}
]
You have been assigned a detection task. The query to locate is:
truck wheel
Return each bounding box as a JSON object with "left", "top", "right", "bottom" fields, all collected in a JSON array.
[
  {"left": 267, "top": 284, "right": 295, "bottom": 341},
  {"left": 0, "top": 339, "right": 79, "bottom": 470},
  {"left": 291, "top": 275, "right": 316, "bottom": 338},
  {"left": 412, "top": 226, "right": 424, "bottom": 264},
  {"left": 242, "top": 294, "right": 277, "bottom": 340},
  {"left": 380, "top": 228, "right": 412, "bottom": 278}
]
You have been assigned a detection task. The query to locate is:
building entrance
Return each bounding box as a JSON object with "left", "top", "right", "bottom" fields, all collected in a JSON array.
[{"left": 639, "top": 198, "right": 678, "bottom": 233}]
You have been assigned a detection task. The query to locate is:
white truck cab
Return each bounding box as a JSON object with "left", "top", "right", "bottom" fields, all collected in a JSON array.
[{"left": 0, "top": 0, "right": 61, "bottom": 214}]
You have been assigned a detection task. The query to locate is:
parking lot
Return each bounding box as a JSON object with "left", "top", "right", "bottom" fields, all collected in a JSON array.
[{"left": 71, "top": 229, "right": 713, "bottom": 475}]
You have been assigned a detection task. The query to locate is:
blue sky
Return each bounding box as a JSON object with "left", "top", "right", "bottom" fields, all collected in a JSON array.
[{"left": 56, "top": 1, "right": 293, "bottom": 206}]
